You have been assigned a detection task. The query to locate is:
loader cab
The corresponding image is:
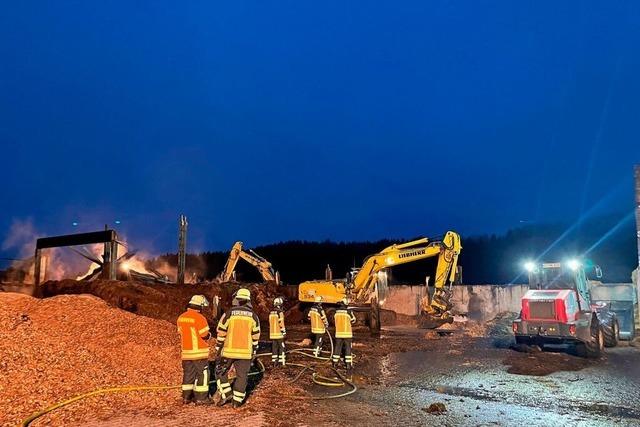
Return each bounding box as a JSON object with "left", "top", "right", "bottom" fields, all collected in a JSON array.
[{"left": 525, "top": 260, "right": 601, "bottom": 310}]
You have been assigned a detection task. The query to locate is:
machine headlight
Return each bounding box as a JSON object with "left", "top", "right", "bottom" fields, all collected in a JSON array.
[
  {"left": 524, "top": 261, "right": 536, "bottom": 272},
  {"left": 567, "top": 259, "right": 581, "bottom": 271}
]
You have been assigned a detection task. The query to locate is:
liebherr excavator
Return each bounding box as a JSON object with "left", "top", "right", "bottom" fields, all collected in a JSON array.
[
  {"left": 218, "top": 241, "right": 280, "bottom": 284},
  {"left": 298, "top": 231, "right": 462, "bottom": 332}
]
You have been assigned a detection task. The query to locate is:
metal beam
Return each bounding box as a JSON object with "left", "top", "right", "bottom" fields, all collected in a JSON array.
[
  {"left": 177, "top": 215, "right": 188, "bottom": 285},
  {"left": 36, "top": 230, "right": 117, "bottom": 249},
  {"left": 33, "top": 249, "right": 42, "bottom": 286}
]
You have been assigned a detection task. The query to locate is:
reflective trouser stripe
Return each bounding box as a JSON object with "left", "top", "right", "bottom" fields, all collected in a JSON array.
[
  {"left": 332, "top": 354, "right": 339, "bottom": 361},
  {"left": 194, "top": 367, "right": 209, "bottom": 392},
  {"left": 181, "top": 384, "right": 194, "bottom": 391},
  {"left": 233, "top": 390, "right": 246, "bottom": 403},
  {"left": 271, "top": 354, "right": 277, "bottom": 361},
  {"left": 217, "top": 380, "right": 232, "bottom": 399}
]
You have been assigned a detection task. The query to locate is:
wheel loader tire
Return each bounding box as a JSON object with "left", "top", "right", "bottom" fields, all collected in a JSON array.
[
  {"left": 575, "top": 324, "right": 604, "bottom": 358},
  {"left": 602, "top": 320, "right": 619, "bottom": 348}
]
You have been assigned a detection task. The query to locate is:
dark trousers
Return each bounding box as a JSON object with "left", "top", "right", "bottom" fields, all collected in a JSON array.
[
  {"left": 332, "top": 338, "right": 353, "bottom": 368},
  {"left": 271, "top": 339, "right": 286, "bottom": 365},
  {"left": 216, "top": 358, "right": 252, "bottom": 404},
  {"left": 182, "top": 359, "right": 210, "bottom": 402},
  {"left": 313, "top": 333, "right": 324, "bottom": 356}
]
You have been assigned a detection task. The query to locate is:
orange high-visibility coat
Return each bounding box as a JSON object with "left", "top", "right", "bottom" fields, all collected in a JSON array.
[
  {"left": 216, "top": 306, "right": 261, "bottom": 360},
  {"left": 334, "top": 308, "right": 356, "bottom": 339},
  {"left": 269, "top": 310, "right": 286, "bottom": 339},
  {"left": 308, "top": 306, "right": 327, "bottom": 334},
  {"left": 177, "top": 308, "right": 210, "bottom": 360}
]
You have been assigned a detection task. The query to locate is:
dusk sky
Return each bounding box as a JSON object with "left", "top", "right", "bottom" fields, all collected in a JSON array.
[{"left": 1, "top": 1, "right": 639, "bottom": 256}]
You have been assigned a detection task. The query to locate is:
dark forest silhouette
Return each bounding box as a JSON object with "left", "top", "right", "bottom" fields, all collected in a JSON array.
[{"left": 155, "top": 213, "right": 638, "bottom": 285}]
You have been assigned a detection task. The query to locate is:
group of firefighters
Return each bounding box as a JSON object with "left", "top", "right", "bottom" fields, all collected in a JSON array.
[{"left": 176, "top": 289, "right": 356, "bottom": 408}]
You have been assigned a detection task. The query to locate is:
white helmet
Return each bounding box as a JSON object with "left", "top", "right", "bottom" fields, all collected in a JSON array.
[
  {"left": 314, "top": 296, "right": 323, "bottom": 303},
  {"left": 274, "top": 297, "right": 284, "bottom": 307},
  {"left": 189, "top": 295, "right": 209, "bottom": 308}
]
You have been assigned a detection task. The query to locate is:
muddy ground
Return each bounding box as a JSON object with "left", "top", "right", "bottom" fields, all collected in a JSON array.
[
  {"left": 12, "top": 324, "right": 640, "bottom": 427},
  {"left": 3, "top": 282, "right": 640, "bottom": 427}
]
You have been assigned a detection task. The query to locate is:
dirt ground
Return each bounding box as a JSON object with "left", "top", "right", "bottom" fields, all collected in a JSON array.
[{"left": 2, "top": 281, "right": 640, "bottom": 427}]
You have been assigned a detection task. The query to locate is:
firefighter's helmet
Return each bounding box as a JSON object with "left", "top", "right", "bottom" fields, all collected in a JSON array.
[
  {"left": 341, "top": 297, "right": 349, "bottom": 305},
  {"left": 236, "top": 288, "right": 251, "bottom": 301},
  {"left": 189, "top": 295, "right": 209, "bottom": 308},
  {"left": 273, "top": 297, "right": 284, "bottom": 307},
  {"left": 314, "top": 296, "right": 323, "bottom": 303}
]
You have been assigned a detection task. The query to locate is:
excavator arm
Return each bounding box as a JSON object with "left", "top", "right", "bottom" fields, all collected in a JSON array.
[
  {"left": 351, "top": 231, "right": 461, "bottom": 316},
  {"left": 298, "top": 231, "right": 461, "bottom": 329},
  {"left": 239, "top": 249, "right": 277, "bottom": 282},
  {"left": 218, "top": 241, "right": 279, "bottom": 283}
]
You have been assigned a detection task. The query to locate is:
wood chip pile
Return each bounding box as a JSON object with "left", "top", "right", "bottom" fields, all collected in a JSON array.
[{"left": 0, "top": 293, "right": 181, "bottom": 426}]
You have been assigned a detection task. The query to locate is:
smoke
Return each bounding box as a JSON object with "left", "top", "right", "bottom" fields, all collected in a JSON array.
[
  {"left": 2, "top": 217, "right": 185, "bottom": 284},
  {"left": 2, "top": 218, "right": 41, "bottom": 256},
  {"left": 1, "top": 218, "right": 97, "bottom": 282}
]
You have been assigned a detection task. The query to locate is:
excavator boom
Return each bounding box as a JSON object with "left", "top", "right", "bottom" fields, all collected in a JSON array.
[
  {"left": 298, "top": 231, "right": 462, "bottom": 329},
  {"left": 218, "top": 241, "right": 279, "bottom": 283}
]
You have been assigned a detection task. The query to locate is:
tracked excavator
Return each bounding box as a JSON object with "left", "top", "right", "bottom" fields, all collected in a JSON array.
[
  {"left": 298, "top": 231, "right": 462, "bottom": 332},
  {"left": 218, "top": 241, "right": 280, "bottom": 284}
]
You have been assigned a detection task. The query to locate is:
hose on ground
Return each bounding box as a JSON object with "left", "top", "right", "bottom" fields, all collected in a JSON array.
[
  {"left": 21, "top": 330, "right": 352, "bottom": 426},
  {"left": 21, "top": 385, "right": 179, "bottom": 427},
  {"left": 253, "top": 329, "right": 357, "bottom": 400}
]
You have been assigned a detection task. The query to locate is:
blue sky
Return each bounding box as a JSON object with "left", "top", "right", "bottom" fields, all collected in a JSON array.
[{"left": 1, "top": 1, "right": 639, "bottom": 255}]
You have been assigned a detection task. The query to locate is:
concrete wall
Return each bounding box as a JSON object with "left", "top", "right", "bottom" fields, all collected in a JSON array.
[
  {"left": 381, "top": 285, "right": 427, "bottom": 316},
  {"left": 384, "top": 282, "right": 639, "bottom": 322},
  {"left": 451, "top": 284, "right": 528, "bottom": 321},
  {"left": 384, "top": 284, "right": 528, "bottom": 321}
]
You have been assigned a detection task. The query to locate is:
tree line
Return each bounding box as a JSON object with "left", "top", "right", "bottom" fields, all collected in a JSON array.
[{"left": 153, "top": 213, "right": 638, "bottom": 285}]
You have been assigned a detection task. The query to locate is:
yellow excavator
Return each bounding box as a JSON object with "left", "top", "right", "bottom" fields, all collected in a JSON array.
[
  {"left": 298, "top": 231, "right": 462, "bottom": 331},
  {"left": 218, "top": 241, "right": 280, "bottom": 284}
]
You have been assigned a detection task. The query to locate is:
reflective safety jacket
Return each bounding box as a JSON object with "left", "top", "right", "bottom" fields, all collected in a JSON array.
[
  {"left": 177, "top": 308, "right": 210, "bottom": 360},
  {"left": 216, "top": 305, "right": 261, "bottom": 360},
  {"left": 334, "top": 308, "right": 356, "bottom": 339},
  {"left": 269, "top": 309, "right": 286, "bottom": 340},
  {"left": 308, "top": 305, "right": 327, "bottom": 334}
]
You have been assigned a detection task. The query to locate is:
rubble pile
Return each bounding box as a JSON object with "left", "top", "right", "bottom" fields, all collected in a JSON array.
[
  {"left": 0, "top": 293, "right": 181, "bottom": 426},
  {"left": 35, "top": 279, "right": 286, "bottom": 324}
]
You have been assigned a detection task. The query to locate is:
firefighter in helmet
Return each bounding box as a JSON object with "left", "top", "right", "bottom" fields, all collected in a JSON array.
[
  {"left": 332, "top": 297, "right": 356, "bottom": 371},
  {"left": 177, "top": 295, "right": 212, "bottom": 404},
  {"left": 308, "top": 296, "right": 328, "bottom": 357},
  {"left": 269, "top": 297, "right": 287, "bottom": 366},
  {"left": 215, "top": 288, "right": 261, "bottom": 408}
]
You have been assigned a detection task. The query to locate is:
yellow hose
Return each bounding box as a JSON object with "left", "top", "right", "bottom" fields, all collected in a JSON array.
[
  {"left": 22, "top": 331, "right": 352, "bottom": 426},
  {"left": 21, "top": 385, "right": 179, "bottom": 427}
]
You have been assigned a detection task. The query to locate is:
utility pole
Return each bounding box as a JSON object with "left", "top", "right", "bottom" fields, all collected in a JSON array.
[{"left": 177, "top": 215, "right": 188, "bottom": 285}]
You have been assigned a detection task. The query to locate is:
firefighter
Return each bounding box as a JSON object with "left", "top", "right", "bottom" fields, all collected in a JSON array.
[
  {"left": 269, "top": 297, "right": 286, "bottom": 367},
  {"left": 332, "top": 297, "right": 356, "bottom": 371},
  {"left": 308, "top": 296, "right": 328, "bottom": 357},
  {"left": 177, "top": 295, "right": 212, "bottom": 404},
  {"left": 215, "top": 288, "right": 260, "bottom": 408}
]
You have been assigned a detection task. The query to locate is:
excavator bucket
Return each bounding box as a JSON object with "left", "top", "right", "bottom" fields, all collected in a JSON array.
[{"left": 418, "top": 290, "right": 454, "bottom": 329}]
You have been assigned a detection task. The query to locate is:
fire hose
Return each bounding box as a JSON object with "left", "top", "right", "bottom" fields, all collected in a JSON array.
[{"left": 21, "top": 330, "right": 356, "bottom": 426}]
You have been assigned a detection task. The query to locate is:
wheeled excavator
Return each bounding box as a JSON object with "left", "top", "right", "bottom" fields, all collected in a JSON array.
[
  {"left": 218, "top": 241, "right": 280, "bottom": 284},
  {"left": 298, "top": 231, "right": 462, "bottom": 332}
]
